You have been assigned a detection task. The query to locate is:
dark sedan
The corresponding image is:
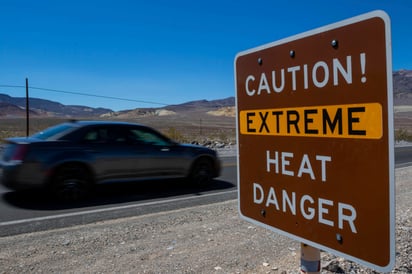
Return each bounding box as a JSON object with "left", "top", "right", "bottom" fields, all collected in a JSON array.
[{"left": 0, "top": 120, "right": 220, "bottom": 200}]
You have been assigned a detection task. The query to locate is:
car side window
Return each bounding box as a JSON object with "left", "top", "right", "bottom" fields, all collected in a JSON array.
[
  {"left": 81, "top": 126, "right": 170, "bottom": 146},
  {"left": 129, "top": 129, "right": 170, "bottom": 146},
  {"left": 82, "top": 128, "right": 112, "bottom": 143},
  {"left": 84, "top": 130, "right": 99, "bottom": 141},
  {"left": 107, "top": 128, "right": 127, "bottom": 143}
]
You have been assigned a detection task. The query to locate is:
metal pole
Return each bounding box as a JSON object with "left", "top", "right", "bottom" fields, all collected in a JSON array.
[
  {"left": 300, "top": 243, "right": 321, "bottom": 274},
  {"left": 26, "top": 78, "right": 29, "bottom": 137}
]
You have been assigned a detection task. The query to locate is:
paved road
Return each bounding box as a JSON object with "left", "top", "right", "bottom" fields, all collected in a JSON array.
[
  {"left": 0, "top": 146, "right": 411, "bottom": 236},
  {"left": 0, "top": 156, "right": 237, "bottom": 236},
  {"left": 395, "top": 145, "right": 412, "bottom": 168}
]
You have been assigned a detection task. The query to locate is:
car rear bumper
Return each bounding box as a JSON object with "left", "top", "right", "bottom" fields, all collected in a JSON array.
[{"left": 0, "top": 161, "right": 46, "bottom": 191}]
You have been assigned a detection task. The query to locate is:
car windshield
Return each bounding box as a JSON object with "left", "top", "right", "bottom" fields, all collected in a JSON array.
[{"left": 31, "top": 123, "right": 76, "bottom": 140}]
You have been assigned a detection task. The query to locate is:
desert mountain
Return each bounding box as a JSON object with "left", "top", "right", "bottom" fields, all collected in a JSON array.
[
  {"left": 0, "top": 93, "right": 112, "bottom": 118},
  {"left": 0, "top": 70, "right": 411, "bottom": 118},
  {"left": 393, "top": 70, "right": 412, "bottom": 105}
]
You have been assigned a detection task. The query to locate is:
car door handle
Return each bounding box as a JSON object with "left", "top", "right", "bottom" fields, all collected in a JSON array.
[{"left": 160, "top": 148, "right": 170, "bottom": 152}]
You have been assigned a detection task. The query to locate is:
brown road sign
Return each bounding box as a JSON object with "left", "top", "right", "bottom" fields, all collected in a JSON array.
[{"left": 235, "top": 10, "right": 394, "bottom": 272}]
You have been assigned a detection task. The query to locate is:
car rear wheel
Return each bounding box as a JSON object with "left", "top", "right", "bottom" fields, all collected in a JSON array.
[
  {"left": 189, "top": 158, "right": 213, "bottom": 186},
  {"left": 51, "top": 164, "right": 92, "bottom": 201}
]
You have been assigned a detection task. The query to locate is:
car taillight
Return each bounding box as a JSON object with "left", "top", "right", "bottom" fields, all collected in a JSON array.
[{"left": 11, "top": 144, "right": 28, "bottom": 161}]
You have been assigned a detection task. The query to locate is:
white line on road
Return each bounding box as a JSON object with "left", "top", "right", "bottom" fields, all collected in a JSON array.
[{"left": 0, "top": 189, "right": 238, "bottom": 227}]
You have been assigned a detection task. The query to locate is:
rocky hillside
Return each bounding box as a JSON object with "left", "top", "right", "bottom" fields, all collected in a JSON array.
[
  {"left": 0, "top": 93, "right": 112, "bottom": 118},
  {"left": 103, "top": 97, "right": 235, "bottom": 118},
  {"left": 393, "top": 70, "right": 412, "bottom": 105},
  {"left": 0, "top": 102, "right": 40, "bottom": 117}
]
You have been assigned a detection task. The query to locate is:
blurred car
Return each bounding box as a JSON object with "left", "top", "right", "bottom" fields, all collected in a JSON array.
[{"left": 0, "top": 120, "right": 220, "bottom": 200}]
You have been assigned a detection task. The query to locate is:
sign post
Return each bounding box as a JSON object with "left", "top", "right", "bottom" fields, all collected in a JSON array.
[
  {"left": 235, "top": 10, "right": 394, "bottom": 272},
  {"left": 300, "top": 244, "right": 320, "bottom": 273}
]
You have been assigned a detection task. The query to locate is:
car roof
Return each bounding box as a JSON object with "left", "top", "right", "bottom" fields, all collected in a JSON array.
[{"left": 67, "top": 120, "right": 144, "bottom": 127}]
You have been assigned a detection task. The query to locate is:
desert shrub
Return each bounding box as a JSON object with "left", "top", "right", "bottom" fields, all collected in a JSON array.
[
  {"left": 395, "top": 128, "right": 412, "bottom": 142},
  {"left": 0, "top": 118, "right": 66, "bottom": 143},
  {"left": 164, "top": 127, "right": 186, "bottom": 142}
]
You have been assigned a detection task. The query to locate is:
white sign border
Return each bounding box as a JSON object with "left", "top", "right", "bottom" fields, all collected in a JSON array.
[{"left": 234, "top": 10, "right": 395, "bottom": 272}]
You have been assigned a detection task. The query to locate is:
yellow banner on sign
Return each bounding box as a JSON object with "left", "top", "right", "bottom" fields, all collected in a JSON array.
[{"left": 239, "top": 103, "right": 382, "bottom": 139}]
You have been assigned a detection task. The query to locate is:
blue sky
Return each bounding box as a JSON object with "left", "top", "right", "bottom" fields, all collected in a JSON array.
[{"left": 1, "top": 0, "right": 411, "bottom": 111}]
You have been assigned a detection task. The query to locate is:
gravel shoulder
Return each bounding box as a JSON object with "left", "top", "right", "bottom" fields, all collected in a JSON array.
[{"left": 0, "top": 167, "right": 411, "bottom": 274}]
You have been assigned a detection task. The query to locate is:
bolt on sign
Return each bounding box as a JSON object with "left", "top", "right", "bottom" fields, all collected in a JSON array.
[{"left": 235, "top": 10, "right": 394, "bottom": 272}]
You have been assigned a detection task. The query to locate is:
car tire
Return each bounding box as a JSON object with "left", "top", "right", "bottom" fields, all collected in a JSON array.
[
  {"left": 51, "top": 164, "right": 92, "bottom": 201},
  {"left": 189, "top": 158, "right": 213, "bottom": 186}
]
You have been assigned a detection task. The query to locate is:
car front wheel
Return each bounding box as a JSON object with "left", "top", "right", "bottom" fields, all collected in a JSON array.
[{"left": 189, "top": 158, "right": 214, "bottom": 186}]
